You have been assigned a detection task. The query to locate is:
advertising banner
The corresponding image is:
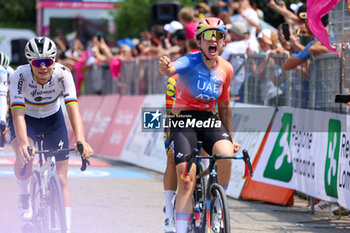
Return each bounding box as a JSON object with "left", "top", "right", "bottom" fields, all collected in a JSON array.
[
  {"left": 121, "top": 95, "right": 166, "bottom": 172},
  {"left": 86, "top": 94, "right": 120, "bottom": 152},
  {"left": 227, "top": 103, "right": 275, "bottom": 199},
  {"left": 97, "top": 95, "right": 145, "bottom": 159},
  {"left": 66, "top": 95, "right": 103, "bottom": 145},
  {"left": 253, "top": 107, "right": 350, "bottom": 209}
]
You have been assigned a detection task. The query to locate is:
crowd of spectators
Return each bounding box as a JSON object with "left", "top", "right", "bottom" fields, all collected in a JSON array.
[{"left": 54, "top": 0, "right": 336, "bottom": 109}]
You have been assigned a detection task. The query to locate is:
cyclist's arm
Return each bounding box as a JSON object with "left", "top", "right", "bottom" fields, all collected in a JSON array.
[
  {"left": 9, "top": 73, "right": 33, "bottom": 162},
  {"left": 218, "top": 100, "right": 233, "bottom": 138},
  {"left": 0, "top": 68, "right": 8, "bottom": 123},
  {"left": 60, "top": 65, "right": 93, "bottom": 158},
  {"left": 158, "top": 55, "right": 190, "bottom": 76}
]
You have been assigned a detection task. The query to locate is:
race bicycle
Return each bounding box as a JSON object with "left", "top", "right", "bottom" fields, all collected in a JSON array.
[
  {"left": 182, "top": 141, "right": 253, "bottom": 233},
  {"left": 20, "top": 132, "right": 90, "bottom": 233}
]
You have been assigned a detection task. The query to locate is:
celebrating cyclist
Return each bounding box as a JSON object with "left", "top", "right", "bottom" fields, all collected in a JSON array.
[
  {"left": 9, "top": 37, "right": 93, "bottom": 233},
  {"left": 158, "top": 17, "right": 241, "bottom": 233}
]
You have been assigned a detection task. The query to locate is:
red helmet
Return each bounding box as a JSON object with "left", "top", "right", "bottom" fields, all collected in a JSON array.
[{"left": 196, "top": 17, "right": 226, "bottom": 40}]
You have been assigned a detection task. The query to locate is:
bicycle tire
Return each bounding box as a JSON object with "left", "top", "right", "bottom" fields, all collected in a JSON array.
[
  {"left": 48, "top": 176, "right": 66, "bottom": 233},
  {"left": 30, "top": 171, "right": 45, "bottom": 233},
  {"left": 209, "top": 183, "right": 231, "bottom": 233},
  {"left": 190, "top": 162, "right": 207, "bottom": 233}
]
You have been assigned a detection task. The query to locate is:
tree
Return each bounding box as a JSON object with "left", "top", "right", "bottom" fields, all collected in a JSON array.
[
  {"left": 112, "top": 0, "right": 202, "bottom": 39},
  {"left": 0, "top": 0, "right": 36, "bottom": 31}
]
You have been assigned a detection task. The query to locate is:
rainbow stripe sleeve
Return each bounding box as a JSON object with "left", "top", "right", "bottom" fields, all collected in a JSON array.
[
  {"left": 11, "top": 102, "right": 25, "bottom": 110},
  {"left": 65, "top": 98, "right": 78, "bottom": 107}
]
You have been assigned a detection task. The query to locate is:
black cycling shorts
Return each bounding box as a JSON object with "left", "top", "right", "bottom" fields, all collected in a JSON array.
[
  {"left": 9, "top": 108, "right": 70, "bottom": 161},
  {"left": 171, "top": 110, "right": 232, "bottom": 165}
]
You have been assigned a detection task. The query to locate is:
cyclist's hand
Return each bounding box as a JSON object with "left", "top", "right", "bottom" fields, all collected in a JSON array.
[
  {"left": 19, "top": 144, "right": 34, "bottom": 165},
  {"left": 3, "top": 126, "right": 8, "bottom": 136},
  {"left": 232, "top": 140, "right": 241, "bottom": 154},
  {"left": 158, "top": 55, "right": 175, "bottom": 76},
  {"left": 76, "top": 141, "right": 93, "bottom": 159}
]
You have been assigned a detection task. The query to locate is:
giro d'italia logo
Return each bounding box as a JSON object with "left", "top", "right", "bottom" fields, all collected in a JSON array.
[
  {"left": 324, "top": 119, "right": 340, "bottom": 198},
  {"left": 263, "top": 113, "right": 293, "bottom": 182},
  {"left": 143, "top": 110, "right": 162, "bottom": 129}
]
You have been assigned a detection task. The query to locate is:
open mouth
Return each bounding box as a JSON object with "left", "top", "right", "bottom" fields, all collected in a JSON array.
[{"left": 208, "top": 45, "right": 217, "bottom": 55}]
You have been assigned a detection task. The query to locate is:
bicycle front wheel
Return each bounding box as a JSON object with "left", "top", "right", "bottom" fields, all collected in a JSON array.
[
  {"left": 191, "top": 162, "right": 208, "bottom": 233},
  {"left": 209, "top": 183, "right": 231, "bottom": 233},
  {"left": 30, "top": 171, "right": 45, "bottom": 233},
  {"left": 48, "top": 176, "right": 66, "bottom": 233}
]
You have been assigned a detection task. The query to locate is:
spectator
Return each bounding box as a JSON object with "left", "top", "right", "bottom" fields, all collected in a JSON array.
[
  {"left": 284, "top": 14, "right": 330, "bottom": 109},
  {"left": 284, "top": 15, "right": 329, "bottom": 71},
  {"left": 163, "top": 29, "right": 187, "bottom": 60},
  {"left": 230, "top": 0, "right": 260, "bottom": 53},
  {"left": 178, "top": 8, "right": 197, "bottom": 41},
  {"left": 164, "top": 20, "right": 184, "bottom": 50},
  {"left": 266, "top": 1, "right": 304, "bottom": 27},
  {"left": 221, "top": 22, "right": 250, "bottom": 100},
  {"left": 257, "top": 29, "right": 285, "bottom": 103}
]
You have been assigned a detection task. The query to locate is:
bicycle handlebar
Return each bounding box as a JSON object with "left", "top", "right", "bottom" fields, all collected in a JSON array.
[
  {"left": 181, "top": 148, "right": 253, "bottom": 180},
  {"left": 20, "top": 141, "right": 90, "bottom": 176}
]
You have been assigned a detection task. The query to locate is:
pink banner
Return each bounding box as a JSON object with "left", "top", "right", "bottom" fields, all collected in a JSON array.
[
  {"left": 86, "top": 94, "right": 120, "bottom": 153},
  {"left": 307, "top": 0, "right": 342, "bottom": 55},
  {"left": 40, "top": 1, "right": 114, "bottom": 9},
  {"left": 97, "top": 95, "right": 146, "bottom": 159},
  {"left": 67, "top": 95, "right": 104, "bottom": 146}
]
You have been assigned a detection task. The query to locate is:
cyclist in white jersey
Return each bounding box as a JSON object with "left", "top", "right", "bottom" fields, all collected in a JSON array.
[
  {"left": 0, "top": 52, "right": 15, "bottom": 77},
  {"left": 0, "top": 52, "right": 13, "bottom": 140},
  {"left": 0, "top": 65, "right": 7, "bottom": 136},
  {"left": 9, "top": 37, "right": 93, "bottom": 233}
]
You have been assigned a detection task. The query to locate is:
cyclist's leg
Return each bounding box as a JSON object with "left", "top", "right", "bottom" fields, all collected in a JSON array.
[
  {"left": 9, "top": 114, "right": 36, "bottom": 221},
  {"left": 10, "top": 113, "right": 36, "bottom": 180},
  {"left": 173, "top": 127, "right": 197, "bottom": 233},
  {"left": 202, "top": 117, "right": 233, "bottom": 188},
  {"left": 163, "top": 150, "right": 177, "bottom": 232}
]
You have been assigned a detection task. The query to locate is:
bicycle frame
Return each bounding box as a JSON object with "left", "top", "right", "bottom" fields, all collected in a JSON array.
[
  {"left": 183, "top": 142, "right": 253, "bottom": 233},
  {"left": 23, "top": 133, "right": 89, "bottom": 233}
]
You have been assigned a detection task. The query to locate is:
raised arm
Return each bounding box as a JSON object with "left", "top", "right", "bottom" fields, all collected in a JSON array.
[
  {"left": 158, "top": 55, "right": 176, "bottom": 76},
  {"left": 267, "top": 1, "right": 302, "bottom": 27}
]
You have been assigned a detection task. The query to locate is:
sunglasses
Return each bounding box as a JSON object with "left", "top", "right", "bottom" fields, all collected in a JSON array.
[
  {"left": 202, "top": 30, "right": 225, "bottom": 41},
  {"left": 30, "top": 58, "right": 54, "bottom": 68},
  {"left": 299, "top": 12, "right": 307, "bottom": 20}
]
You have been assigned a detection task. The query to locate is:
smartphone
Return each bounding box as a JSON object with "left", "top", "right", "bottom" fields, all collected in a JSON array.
[
  {"left": 282, "top": 23, "right": 290, "bottom": 41},
  {"left": 335, "top": 94, "right": 350, "bottom": 103}
]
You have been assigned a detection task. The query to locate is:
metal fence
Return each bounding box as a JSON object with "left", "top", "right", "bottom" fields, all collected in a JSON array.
[{"left": 82, "top": 52, "right": 343, "bottom": 113}]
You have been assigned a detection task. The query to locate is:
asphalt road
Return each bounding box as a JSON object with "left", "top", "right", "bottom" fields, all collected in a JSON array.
[{"left": 1, "top": 145, "right": 350, "bottom": 233}]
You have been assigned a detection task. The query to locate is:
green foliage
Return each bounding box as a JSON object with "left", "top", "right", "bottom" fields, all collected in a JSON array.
[
  {"left": 0, "top": 0, "right": 36, "bottom": 31},
  {"left": 113, "top": 0, "right": 203, "bottom": 39}
]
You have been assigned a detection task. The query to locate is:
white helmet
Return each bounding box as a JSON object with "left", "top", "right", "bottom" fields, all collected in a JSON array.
[
  {"left": 0, "top": 52, "right": 10, "bottom": 68},
  {"left": 25, "top": 37, "right": 57, "bottom": 60}
]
